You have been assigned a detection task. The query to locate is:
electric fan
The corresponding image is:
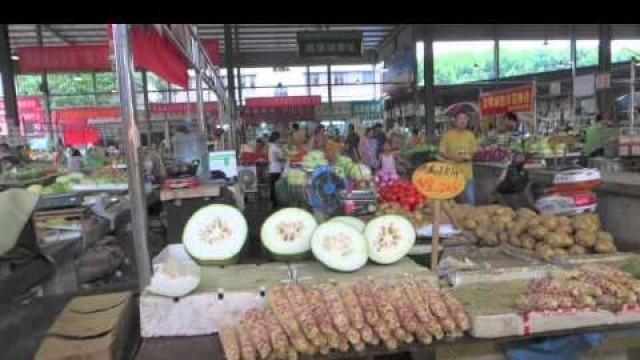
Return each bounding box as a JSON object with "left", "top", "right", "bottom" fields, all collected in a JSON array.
[{"left": 307, "top": 166, "right": 346, "bottom": 214}]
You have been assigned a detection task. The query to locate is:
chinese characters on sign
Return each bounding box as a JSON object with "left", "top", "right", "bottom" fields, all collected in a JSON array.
[
  {"left": 411, "top": 161, "right": 466, "bottom": 200},
  {"left": 17, "top": 45, "right": 111, "bottom": 73},
  {"left": 0, "top": 97, "right": 45, "bottom": 137},
  {"left": 297, "top": 31, "right": 363, "bottom": 59},
  {"left": 479, "top": 86, "right": 534, "bottom": 115}
]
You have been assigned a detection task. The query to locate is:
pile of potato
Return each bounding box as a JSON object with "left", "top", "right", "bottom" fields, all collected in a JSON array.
[{"left": 450, "top": 204, "right": 617, "bottom": 260}]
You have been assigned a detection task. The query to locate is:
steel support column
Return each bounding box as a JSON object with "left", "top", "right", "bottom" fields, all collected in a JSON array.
[
  {"left": 0, "top": 24, "right": 19, "bottom": 129},
  {"left": 112, "top": 24, "right": 151, "bottom": 290},
  {"left": 191, "top": 29, "right": 206, "bottom": 137},
  {"left": 36, "top": 25, "right": 54, "bottom": 148},
  {"left": 423, "top": 30, "right": 436, "bottom": 137},
  {"left": 597, "top": 24, "right": 612, "bottom": 115},
  {"left": 327, "top": 64, "right": 333, "bottom": 119},
  {"left": 631, "top": 58, "right": 636, "bottom": 133},
  {"left": 570, "top": 27, "right": 577, "bottom": 128},
  {"left": 141, "top": 70, "right": 152, "bottom": 145},
  {"left": 224, "top": 24, "right": 236, "bottom": 109}
]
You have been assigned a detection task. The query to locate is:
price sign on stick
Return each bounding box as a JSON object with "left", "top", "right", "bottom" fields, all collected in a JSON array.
[{"left": 412, "top": 161, "right": 466, "bottom": 270}]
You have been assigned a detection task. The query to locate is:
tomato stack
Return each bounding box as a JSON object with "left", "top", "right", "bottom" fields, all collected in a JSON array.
[{"left": 377, "top": 178, "right": 426, "bottom": 211}]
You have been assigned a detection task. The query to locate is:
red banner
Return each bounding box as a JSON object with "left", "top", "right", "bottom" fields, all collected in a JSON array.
[
  {"left": 0, "top": 96, "right": 45, "bottom": 136},
  {"left": 150, "top": 102, "right": 219, "bottom": 115},
  {"left": 202, "top": 40, "right": 222, "bottom": 66},
  {"left": 53, "top": 107, "right": 121, "bottom": 124},
  {"left": 479, "top": 86, "right": 534, "bottom": 115},
  {"left": 129, "top": 25, "right": 189, "bottom": 89},
  {"left": 244, "top": 96, "right": 322, "bottom": 108},
  {"left": 17, "top": 45, "right": 111, "bottom": 73}
]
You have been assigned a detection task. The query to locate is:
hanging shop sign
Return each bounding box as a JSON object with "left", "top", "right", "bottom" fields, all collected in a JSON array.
[
  {"left": 350, "top": 101, "right": 384, "bottom": 118},
  {"left": 17, "top": 45, "right": 111, "bottom": 73},
  {"left": 297, "top": 31, "right": 363, "bottom": 59},
  {"left": 479, "top": 85, "right": 534, "bottom": 115},
  {"left": 242, "top": 96, "right": 321, "bottom": 124},
  {"left": 0, "top": 97, "right": 44, "bottom": 137},
  {"left": 149, "top": 102, "right": 219, "bottom": 115},
  {"left": 412, "top": 161, "right": 466, "bottom": 200},
  {"left": 315, "top": 102, "right": 351, "bottom": 120},
  {"left": 53, "top": 107, "right": 122, "bottom": 124}
]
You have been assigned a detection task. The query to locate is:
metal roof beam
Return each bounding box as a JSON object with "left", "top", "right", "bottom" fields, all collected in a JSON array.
[{"left": 42, "top": 24, "right": 74, "bottom": 44}]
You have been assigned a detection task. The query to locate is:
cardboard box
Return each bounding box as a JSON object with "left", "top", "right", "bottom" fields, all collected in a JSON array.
[{"left": 35, "top": 292, "right": 134, "bottom": 360}]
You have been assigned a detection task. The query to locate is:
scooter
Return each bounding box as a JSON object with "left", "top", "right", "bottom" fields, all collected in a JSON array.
[{"left": 535, "top": 167, "right": 602, "bottom": 216}]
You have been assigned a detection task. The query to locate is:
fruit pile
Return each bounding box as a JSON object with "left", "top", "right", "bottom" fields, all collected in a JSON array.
[
  {"left": 472, "top": 144, "right": 511, "bottom": 163},
  {"left": 376, "top": 179, "right": 426, "bottom": 212},
  {"left": 219, "top": 280, "right": 470, "bottom": 360},
  {"left": 516, "top": 263, "right": 640, "bottom": 312}
]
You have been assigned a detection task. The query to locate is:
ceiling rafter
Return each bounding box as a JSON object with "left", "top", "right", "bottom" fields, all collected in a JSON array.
[{"left": 41, "top": 24, "right": 75, "bottom": 44}]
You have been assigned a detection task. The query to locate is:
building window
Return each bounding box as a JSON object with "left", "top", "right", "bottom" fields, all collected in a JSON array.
[
  {"left": 433, "top": 40, "right": 495, "bottom": 85},
  {"left": 611, "top": 40, "right": 640, "bottom": 63},
  {"left": 499, "top": 40, "right": 571, "bottom": 78},
  {"left": 576, "top": 40, "right": 599, "bottom": 68}
]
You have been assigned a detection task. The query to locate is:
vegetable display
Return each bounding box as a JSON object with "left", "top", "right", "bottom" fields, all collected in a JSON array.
[
  {"left": 516, "top": 264, "right": 640, "bottom": 312},
  {"left": 219, "top": 280, "right": 470, "bottom": 360},
  {"left": 376, "top": 178, "right": 426, "bottom": 212},
  {"left": 450, "top": 204, "right": 617, "bottom": 258},
  {"left": 261, "top": 208, "right": 318, "bottom": 261},
  {"left": 182, "top": 204, "right": 248, "bottom": 265},
  {"left": 146, "top": 257, "right": 201, "bottom": 298}
]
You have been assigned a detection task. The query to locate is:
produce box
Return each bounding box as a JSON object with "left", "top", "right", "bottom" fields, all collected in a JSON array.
[
  {"left": 451, "top": 281, "right": 615, "bottom": 338},
  {"left": 140, "top": 244, "right": 290, "bottom": 337},
  {"left": 443, "top": 246, "right": 562, "bottom": 287},
  {"left": 35, "top": 292, "right": 134, "bottom": 360},
  {"left": 291, "top": 258, "right": 438, "bottom": 288}
]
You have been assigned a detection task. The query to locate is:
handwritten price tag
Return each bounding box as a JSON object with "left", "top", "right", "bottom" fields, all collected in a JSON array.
[{"left": 411, "top": 161, "right": 466, "bottom": 200}]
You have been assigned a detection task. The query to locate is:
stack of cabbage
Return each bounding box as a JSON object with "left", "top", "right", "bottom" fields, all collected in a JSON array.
[{"left": 261, "top": 208, "right": 416, "bottom": 272}]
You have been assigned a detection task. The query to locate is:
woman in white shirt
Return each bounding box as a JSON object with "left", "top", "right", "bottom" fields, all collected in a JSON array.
[{"left": 268, "top": 131, "right": 285, "bottom": 208}]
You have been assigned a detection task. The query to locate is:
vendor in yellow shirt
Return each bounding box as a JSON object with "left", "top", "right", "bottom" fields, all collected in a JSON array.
[
  {"left": 439, "top": 112, "right": 478, "bottom": 205},
  {"left": 325, "top": 131, "right": 343, "bottom": 159}
]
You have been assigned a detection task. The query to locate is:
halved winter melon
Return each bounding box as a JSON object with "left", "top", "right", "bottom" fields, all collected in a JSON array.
[
  {"left": 364, "top": 215, "right": 416, "bottom": 264},
  {"left": 329, "top": 216, "right": 366, "bottom": 233},
  {"left": 182, "top": 204, "right": 248, "bottom": 265},
  {"left": 261, "top": 207, "right": 317, "bottom": 261},
  {"left": 147, "top": 257, "right": 201, "bottom": 298},
  {"left": 311, "top": 222, "right": 368, "bottom": 272}
]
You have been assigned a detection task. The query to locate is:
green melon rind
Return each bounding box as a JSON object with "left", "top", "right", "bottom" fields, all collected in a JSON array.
[
  {"left": 182, "top": 204, "right": 248, "bottom": 263},
  {"left": 311, "top": 222, "right": 368, "bottom": 272},
  {"left": 260, "top": 207, "right": 317, "bottom": 258},
  {"left": 364, "top": 214, "right": 416, "bottom": 265},
  {"left": 329, "top": 216, "right": 366, "bottom": 233}
]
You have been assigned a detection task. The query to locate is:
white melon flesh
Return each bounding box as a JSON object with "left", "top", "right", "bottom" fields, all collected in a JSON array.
[
  {"left": 147, "top": 257, "right": 201, "bottom": 298},
  {"left": 311, "top": 222, "right": 368, "bottom": 272},
  {"left": 365, "top": 215, "right": 416, "bottom": 264},
  {"left": 182, "top": 204, "right": 248, "bottom": 264},
  {"left": 330, "top": 216, "right": 366, "bottom": 233},
  {"left": 261, "top": 207, "right": 317, "bottom": 260}
]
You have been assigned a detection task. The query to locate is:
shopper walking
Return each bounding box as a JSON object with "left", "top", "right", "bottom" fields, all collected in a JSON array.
[
  {"left": 377, "top": 139, "right": 400, "bottom": 181},
  {"left": 374, "top": 123, "right": 387, "bottom": 159},
  {"left": 583, "top": 114, "right": 606, "bottom": 158},
  {"left": 439, "top": 112, "right": 478, "bottom": 205},
  {"left": 267, "top": 132, "right": 285, "bottom": 208},
  {"left": 291, "top": 123, "right": 307, "bottom": 149},
  {"left": 311, "top": 124, "right": 327, "bottom": 150},
  {"left": 344, "top": 124, "right": 360, "bottom": 161},
  {"left": 359, "top": 127, "right": 378, "bottom": 171}
]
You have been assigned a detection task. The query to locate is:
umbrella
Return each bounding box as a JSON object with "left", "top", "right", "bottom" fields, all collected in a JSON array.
[{"left": 442, "top": 102, "right": 480, "bottom": 117}]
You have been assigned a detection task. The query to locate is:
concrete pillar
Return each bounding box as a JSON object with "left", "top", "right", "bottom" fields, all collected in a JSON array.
[
  {"left": 597, "top": 24, "right": 613, "bottom": 115},
  {"left": 0, "top": 24, "right": 20, "bottom": 143}
]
